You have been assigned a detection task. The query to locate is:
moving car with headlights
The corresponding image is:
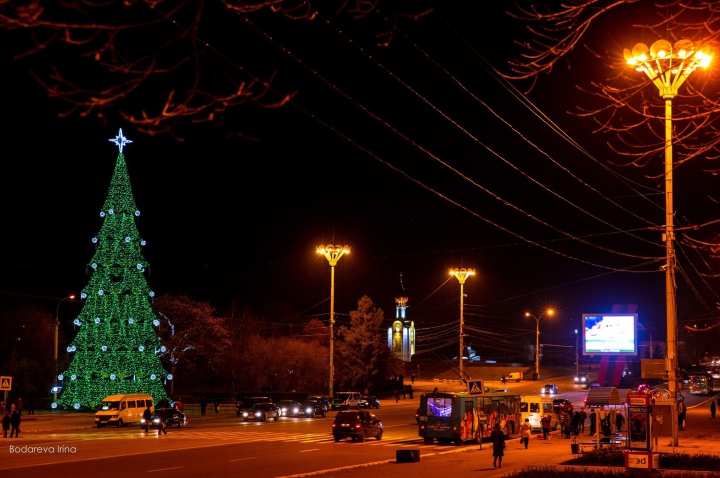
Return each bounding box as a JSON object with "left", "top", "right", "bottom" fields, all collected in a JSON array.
[
  {"left": 574, "top": 373, "right": 590, "bottom": 384},
  {"left": 235, "top": 396, "right": 272, "bottom": 417},
  {"left": 540, "top": 384, "right": 558, "bottom": 395},
  {"left": 95, "top": 394, "right": 155, "bottom": 428},
  {"left": 300, "top": 399, "right": 327, "bottom": 418},
  {"left": 332, "top": 410, "right": 383, "bottom": 442},
  {"left": 277, "top": 400, "right": 302, "bottom": 417},
  {"left": 239, "top": 402, "right": 279, "bottom": 422},
  {"left": 360, "top": 395, "right": 380, "bottom": 409},
  {"left": 140, "top": 407, "right": 187, "bottom": 429}
]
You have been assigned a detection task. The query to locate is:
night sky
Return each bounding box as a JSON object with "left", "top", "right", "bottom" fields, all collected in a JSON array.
[{"left": 2, "top": 2, "right": 719, "bottom": 362}]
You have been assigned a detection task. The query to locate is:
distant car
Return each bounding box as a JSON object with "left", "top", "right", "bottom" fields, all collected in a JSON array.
[
  {"left": 332, "top": 410, "right": 383, "bottom": 442},
  {"left": 574, "top": 373, "right": 590, "bottom": 384},
  {"left": 308, "top": 396, "right": 331, "bottom": 409},
  {"left": 541, "top": 384, "right": 558, "bottom": 395},
  {"left": 140, "top": 407, "right": 187, "bottom": 429},
  {"left": 712, "top": 369, "right": 720, "bottom": 379},
  {"left": 359, "top": 395, "right": 380, "bottom": 409},
  {"left": 277, "top": 400, "right": 302, "bottom": 417},
  {"left": 240, "top": 403, "right": 279, "bottom": 422},
  {"left": 300, "top": 400, "right": 327, "bottom": 418},
  {"left": 552, "top": 398, "right": 573, "bottom": 415}
]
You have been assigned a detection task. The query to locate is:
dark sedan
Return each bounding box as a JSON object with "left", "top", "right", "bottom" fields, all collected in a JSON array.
[
  {"left": 300, "top": 399, "right": 327, "bottom": 418},
  {"left": 359, "top": 395, "right": 380, "bottom": 409},
  {"left": 240, "top": 403, "right": 280, "bottom": 422},
  {"left": 332, "top": 410, "right": 383, "bottom": 442},
  {"left": 141, "top": 408, "right": 187, "bottom": 429}
]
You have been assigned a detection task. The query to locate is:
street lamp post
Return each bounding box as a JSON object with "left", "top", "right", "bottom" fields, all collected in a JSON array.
[
  {"left": 574, "top": 328, "right": 579, "bottom": 378},
  {"left": 624, "top": 39, "right": 712, "bottom": 446},
  {"left": 316, "top": 244, "right": 350, "bottom": 398},
  {"left": 450, "top": 268, "right": 475, "bottom": 377},
  {"left": 525, "top": 309, "right": 554, "bottom": 379},
  {"left": 54, "top": 294, "right": 75, "bottom": 403}
]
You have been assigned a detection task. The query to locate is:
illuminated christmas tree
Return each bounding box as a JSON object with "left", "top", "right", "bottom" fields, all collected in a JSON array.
[{"left": 56, "top": 129, "right": 169, "bottom": 409}]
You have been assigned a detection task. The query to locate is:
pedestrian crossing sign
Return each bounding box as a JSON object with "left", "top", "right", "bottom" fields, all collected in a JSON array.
[
  {"left": 0, "top": 376, "right": 11, "bottom": 391},
  {"left": 468, "top": 380, "right": 484, "bottom": 396}
]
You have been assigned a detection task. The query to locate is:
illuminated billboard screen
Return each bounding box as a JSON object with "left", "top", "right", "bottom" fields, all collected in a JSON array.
[{"left": 582, "top": 313, "right": 638, "bottom": 356}]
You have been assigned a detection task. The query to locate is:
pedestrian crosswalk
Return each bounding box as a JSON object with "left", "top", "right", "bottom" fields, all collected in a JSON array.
[{"left": 36, "top": 428, "right": 448, "bottom": 448}]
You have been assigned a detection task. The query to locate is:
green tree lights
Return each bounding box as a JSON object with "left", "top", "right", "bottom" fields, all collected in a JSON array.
[{"left": 56, "top": 130, "right": 168, "bottom": 409}]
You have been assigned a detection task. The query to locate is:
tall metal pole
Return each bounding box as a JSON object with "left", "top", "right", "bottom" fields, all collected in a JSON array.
[
  {"left": 459, "top": 281, "right": 465, "bottom": 377},
  {"left": 54, "top": 295, "right": 74, "bottom": 403},
  {"left": 329, "top": 263, "right": 336, "bottom": 398},
  {"left": 664, "top": 97, "right": 680, "bottom": 446},
  {"left": 535, "top": 318, "right": 540, "bottom": 379},
  {"left": 575, "top": 329, "right": 579, "bottom": 377},
  {"left": 317, "top": 245, "right": 350, "bottom": 398},
  {"left": 624, "top": 39, "right": 712, "bottom": 447},
  {"left": 450, "top": 268, "right": 474, "bottom": 379}
]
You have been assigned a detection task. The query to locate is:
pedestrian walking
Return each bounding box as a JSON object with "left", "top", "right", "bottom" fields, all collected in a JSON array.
[
  {"left": 579, "top": 410, "right": 586, "bottom": 433},
  {"left": 491, "top": 422, "right": 505, "bottom": 468},
  {"left": 156, "top": 408, "right": 167, "bottom": 436},
  {"left": 214, "top": 398, "right": 220, "bottom": 413},
  {"left": 200, "top": 397, "right": 207, "bottom": 416},
  {"left": 394, "top": 389, "right": 399, "bottom": 403},
  {"left": 17, "top": 398, "right": 23, "bottom": 416},
  {"left": 411, "top": 374, "right": 415, "bottom": 385},
  {"left": 678, "top": 401, "right": 687, "bottom": 430},
  {"left": 711, "top": 401, "right": 716, "bottom": 418},
  {"left": 589, "top": 410, "right": 596, "bottom": 436},
  {"left": 142, "top": 404, "right": 152, "bottom": 433},
  {"left": 2, "top": 411, "right": 10, "bottom": 438},
  {"left": 541, "top": 414, "right": 551, "bottom": 440},
  {"left": 520, "top": 418, "right": 532, "bottom": 449},
  {"left": 10, "top": 404, "right": 20, "bottom": 438}
]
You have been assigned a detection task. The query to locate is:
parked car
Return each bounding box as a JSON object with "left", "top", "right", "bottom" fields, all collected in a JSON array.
[
  {"left": 541, "top": 384, "right": 558, "bottom": 395},
  {"left": 552, "top": 398, "right": 573, "bottom": 415},
  {"left": 331, "top": 410, "right": 383, "bottom": 442},
  {"left": 140, "top": 407, "right": 187, "bottom": 429},
  {"left": 574, "top": 373, "right": 590, "bottom": 384},
  {"left": 300, "top": 399, "right": 327, "bottom": 418},
  {"left": 331, "top": 392, "right": 361, "bottom": 410},
  {"left": 359, "top": 395, "right": 380, "bottom": 409},
  {"left": 239, "top": 403, "right": 279, "bottom": 422},
  {"left": 277, "top": 400, "right": 302, "bottom": 417}
]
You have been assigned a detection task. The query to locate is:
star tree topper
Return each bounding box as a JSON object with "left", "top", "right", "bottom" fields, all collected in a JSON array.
[{"left": 109, "top": 128, "right": 133, "bottom": 153}]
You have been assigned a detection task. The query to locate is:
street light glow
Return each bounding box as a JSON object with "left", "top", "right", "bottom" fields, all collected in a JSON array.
[{"left": 623, "top": 36, "right": 712, "bottom": 446}]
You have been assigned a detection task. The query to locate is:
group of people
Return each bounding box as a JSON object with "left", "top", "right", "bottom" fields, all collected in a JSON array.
[
  {"left": 1, "top": 402, "right": 23, "bottom": 438},
  {"left": 555, "top": 409, "right": 589, "bottom": 438}
]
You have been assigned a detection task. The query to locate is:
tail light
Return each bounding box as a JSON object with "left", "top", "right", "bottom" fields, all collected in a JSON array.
[
  {"left": 331, "top": 423, "right": 336, "bottom": 428},
  {"left": 354, "top": 423, "right": 361, "bottom": 429}
]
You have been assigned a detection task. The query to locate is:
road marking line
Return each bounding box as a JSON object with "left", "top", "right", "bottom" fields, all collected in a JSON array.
[
  {"left": 148, "top": 466, "right": 183, "bottom": 473},
  {"left": 299, "top": 449, "right": 319, "bottom": 452},
  {"left": 228, "top": 457, "right": 257, "bottom": 462}
]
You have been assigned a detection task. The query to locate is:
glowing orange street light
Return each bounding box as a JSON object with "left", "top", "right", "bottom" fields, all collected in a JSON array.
[
  {"left": 525, "top": 309, "right": 554, "bottom": 379},
  {"left": 624, "top": 39, "right": 712, "bottom": 446},
  {"left": 316, "top": 244, "right": 350, "bottom": 397},
  {"left": 450, "top": 268, "right": 475, "bottom": 377}
]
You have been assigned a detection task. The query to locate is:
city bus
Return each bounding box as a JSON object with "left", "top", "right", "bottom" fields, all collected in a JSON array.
[
  {"left": 418, "top": 391, "right": 520, "bottom": 445},
  {"left": 690, "top": 374, "right": 714, "bottom": 395}
]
